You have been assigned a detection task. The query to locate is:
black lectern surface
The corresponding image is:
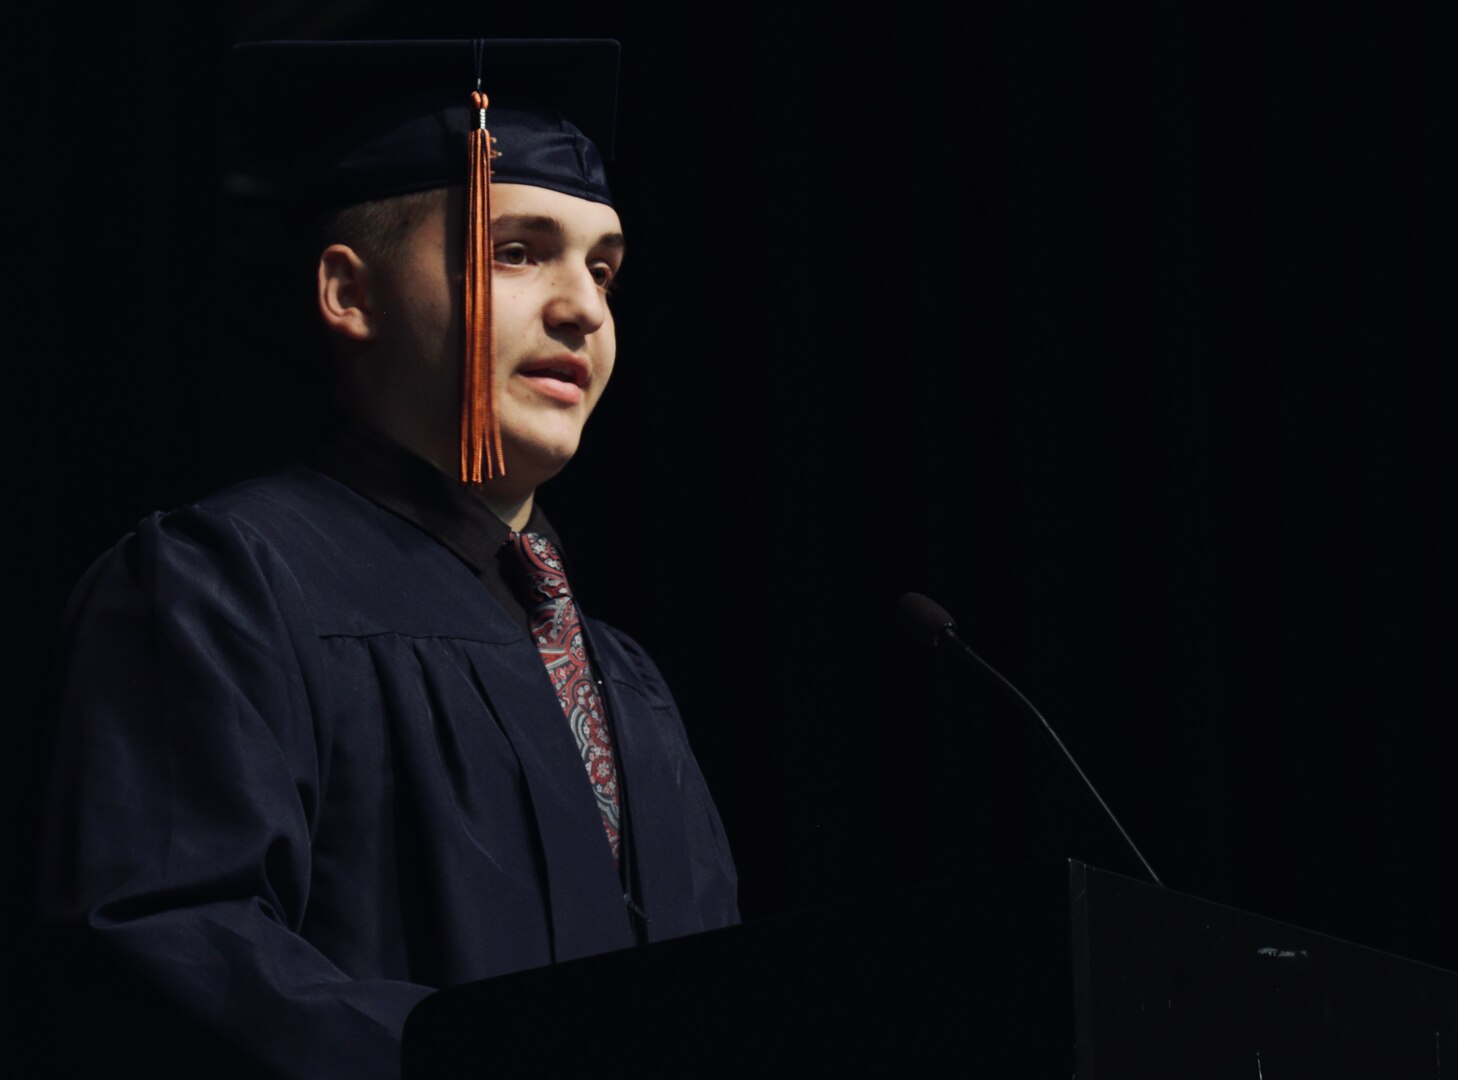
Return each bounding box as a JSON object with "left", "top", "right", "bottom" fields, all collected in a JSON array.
[
  {"left": 1075, "top": 865, "right": 1455, "bottom": 1077},
  {"left": 404, "top": 862, "right": 1457, "bottom": 1078}
]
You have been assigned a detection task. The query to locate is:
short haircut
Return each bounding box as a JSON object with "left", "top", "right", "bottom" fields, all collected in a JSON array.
[{"left": 315, "top": 187, "right": 448, "bottom": 271}]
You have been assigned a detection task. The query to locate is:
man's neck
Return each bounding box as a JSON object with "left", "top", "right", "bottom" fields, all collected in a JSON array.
[
  {"left": 482, "top": 491, "right": 534, "bottom": 532},
  {"left": 344, "top": 413, "right": 538, "bottom": 532}
]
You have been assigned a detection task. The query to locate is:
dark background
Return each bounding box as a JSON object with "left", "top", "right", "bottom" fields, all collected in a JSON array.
[{"left": 9, "top": 0, "right": 1452, "bottom": 1034}]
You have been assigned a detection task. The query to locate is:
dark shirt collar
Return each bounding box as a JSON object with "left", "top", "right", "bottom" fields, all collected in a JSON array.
[{"left": 309, "top": 424, "right": 564, "bottom": 577}]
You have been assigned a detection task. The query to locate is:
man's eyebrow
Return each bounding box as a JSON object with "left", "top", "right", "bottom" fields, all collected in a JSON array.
[
  {"left": 492, "top": 214, "right": 563, "bottom": 236},
  {"left": 491, "top": 214, "right": 626, "bottom": 252}
]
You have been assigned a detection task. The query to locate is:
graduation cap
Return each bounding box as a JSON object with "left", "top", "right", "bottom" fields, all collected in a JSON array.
[{"left": 226, "top": 39, "right": 621, "bottom": 484}]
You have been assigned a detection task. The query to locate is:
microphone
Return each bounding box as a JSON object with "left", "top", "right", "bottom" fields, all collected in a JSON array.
[
  {"left": 895, "top": 592, "right": 1163, "bottom": 887},
  {"left": 894, "top": 592, "right": 957, "bottom": 648}
]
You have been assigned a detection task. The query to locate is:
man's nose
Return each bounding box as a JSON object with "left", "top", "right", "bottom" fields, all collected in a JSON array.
[{"left": 543, "top": 266, "right": 608, "bottom": 336}]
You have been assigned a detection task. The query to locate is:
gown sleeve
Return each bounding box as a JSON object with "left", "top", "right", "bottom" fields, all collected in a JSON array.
[{"left": 38, "top": 503, "right": 433, "bottom": 1080}]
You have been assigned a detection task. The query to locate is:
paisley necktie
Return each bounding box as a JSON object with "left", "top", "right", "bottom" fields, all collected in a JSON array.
[{"left": 505, "top": 530, "right": 622, "bottom": 864}]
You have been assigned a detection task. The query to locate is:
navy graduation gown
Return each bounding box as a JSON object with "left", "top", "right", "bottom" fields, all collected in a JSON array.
[{"left": 39, "top": 466, "right": 738, "bottom": 1078}]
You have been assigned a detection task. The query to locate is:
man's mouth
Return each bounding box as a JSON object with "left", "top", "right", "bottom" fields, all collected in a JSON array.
[
  {"left": 516, "top": 355, "right": 589, "bottom": 387},
  {"left": 516, "top": 355, "right": 589, "bottom": 404}
]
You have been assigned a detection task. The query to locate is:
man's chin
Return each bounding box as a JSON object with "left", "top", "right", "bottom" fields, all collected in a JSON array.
[{"left": 497, "top": 436, "right": 581, "bottom": 488}]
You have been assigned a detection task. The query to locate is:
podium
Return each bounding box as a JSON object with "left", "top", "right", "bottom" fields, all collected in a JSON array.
[{"left": 403, "top": 861, "right": 1458, "bottom": 1077}]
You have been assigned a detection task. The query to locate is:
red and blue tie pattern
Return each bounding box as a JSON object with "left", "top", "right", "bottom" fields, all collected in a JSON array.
[{"left": 506, "top": 531, "right": 622, "bottom": 864}]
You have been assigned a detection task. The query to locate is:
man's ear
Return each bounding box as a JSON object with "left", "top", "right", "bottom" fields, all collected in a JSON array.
[{"left": 317, "top": 244, "right": 378, "bottom": 342}]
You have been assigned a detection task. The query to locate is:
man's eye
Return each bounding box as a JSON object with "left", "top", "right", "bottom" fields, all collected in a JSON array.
[
  {"left": 590, "top": 264, "right": 616, "bottom": 290},
  {"left": 494, "top": 243, "right": 528, "bottom": 266}
]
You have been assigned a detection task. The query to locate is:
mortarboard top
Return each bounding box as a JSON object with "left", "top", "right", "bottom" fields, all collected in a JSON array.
[
  {"left": 225, "top": 39, "right": 623, "bottom": 485},
  {"left": 225, "top": 39, "right": 620, "bottom": 211}
]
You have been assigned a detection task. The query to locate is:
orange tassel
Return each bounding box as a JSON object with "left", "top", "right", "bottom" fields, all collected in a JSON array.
[{"left": 462, "top": 88, "right": 504, "bottom": 483}]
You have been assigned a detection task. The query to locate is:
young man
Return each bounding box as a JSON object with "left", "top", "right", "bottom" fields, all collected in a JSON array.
[{"left": 39, "top": 40, "right": 738, "bottom": 1079}]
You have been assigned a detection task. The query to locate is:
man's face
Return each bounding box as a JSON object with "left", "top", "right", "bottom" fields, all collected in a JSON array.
[{"left": 378, "top": 182, "right": 624, "bottom": 492}]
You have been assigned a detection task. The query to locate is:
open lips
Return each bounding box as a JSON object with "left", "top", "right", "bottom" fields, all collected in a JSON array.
[{"left": 515, "top": 355, "right": 590, "bottom": 404}]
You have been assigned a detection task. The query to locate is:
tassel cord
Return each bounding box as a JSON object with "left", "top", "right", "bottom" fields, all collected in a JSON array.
[{"left": 462, "top": 88, "right": 503, "bottom": 483}]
